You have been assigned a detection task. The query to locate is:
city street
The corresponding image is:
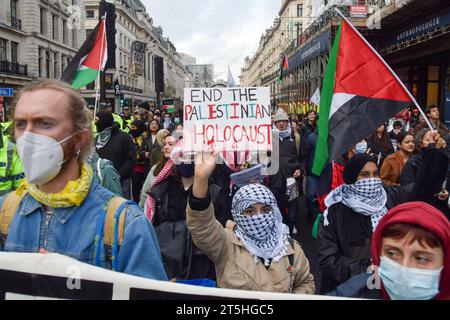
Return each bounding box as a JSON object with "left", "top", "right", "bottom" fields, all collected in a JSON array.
[{"left": 0, "top": 0, "right": 449, "bottom": 303}]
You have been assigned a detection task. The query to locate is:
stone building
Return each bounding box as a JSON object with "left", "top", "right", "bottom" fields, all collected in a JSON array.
[{"left": 0, "top": 0, "right": 85, "bottom": 110}]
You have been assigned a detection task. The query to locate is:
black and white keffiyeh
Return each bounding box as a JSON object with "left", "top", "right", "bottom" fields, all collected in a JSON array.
[
  {"left": 96, "top": 126, "right": 113, "bottom": 150},
  {"left": 232, "top": 184, "right": 290, "bottom": 266},
  {"left": 324, "top": 178, "right": 388, "bottom": 231}
]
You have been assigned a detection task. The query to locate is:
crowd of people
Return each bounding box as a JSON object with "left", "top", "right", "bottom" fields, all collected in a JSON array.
[{"left": 0, "top": 79, "right": 449, "bottom": 300}]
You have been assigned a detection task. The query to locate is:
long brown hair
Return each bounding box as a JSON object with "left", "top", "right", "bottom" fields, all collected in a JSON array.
[
  {"left": 154, "top": 136, "right": 178, "bottom": 178},
  {"left": 371, "top": 125, "right": 392, "bottom": 153}
]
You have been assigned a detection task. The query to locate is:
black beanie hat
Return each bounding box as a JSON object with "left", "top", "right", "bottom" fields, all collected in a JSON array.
[
  {"left": 95, "top": 111, "right": 114, "bottom": 133},
  {"left": 343, "top": 153, "right": 378, "bottom": 184},
  {"left": 139, "top": 101, "right": 150, "bottom": 111}
]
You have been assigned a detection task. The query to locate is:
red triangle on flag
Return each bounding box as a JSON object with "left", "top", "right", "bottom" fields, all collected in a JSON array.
[
  {"left": 334, "top": 19, "right": 411, "bottom": 103},
  {"left": 82, "top": 19, "right": 107, "bottom": 71},
  {"left": 283, "top": 55, "right": 289, "bottom": 70}
]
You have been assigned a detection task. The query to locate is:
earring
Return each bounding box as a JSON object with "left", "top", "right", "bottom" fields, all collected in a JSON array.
[{"left": 76, "top": 149, "right": 81, "bottom": 157}]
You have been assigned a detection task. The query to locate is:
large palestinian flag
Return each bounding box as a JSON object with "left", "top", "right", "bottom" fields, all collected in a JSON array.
[
  {"left": 60, "top": 18, "right": 107, "bottom": 89},
  {"left": 311, "top": 18, "right": 414, "bottom": 176}
]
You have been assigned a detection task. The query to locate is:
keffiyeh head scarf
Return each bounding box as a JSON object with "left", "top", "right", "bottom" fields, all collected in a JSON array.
[
  {"left": 96, "top": 126, "right": 113, "bottom": 149},
  {"left": 324, "top": 178, "right": 388, "bottom": 231},
  {"left": 232, "top": 184, "right": 290, "bottom": 266}
]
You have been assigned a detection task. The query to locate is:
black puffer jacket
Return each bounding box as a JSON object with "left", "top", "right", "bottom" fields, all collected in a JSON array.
[
  {"left": 317, "top": 185, "right": 411, "bottom": 294},
  {"left": 300, "top": 130, "right": 318, "bottom": 176},
  {"left": 151, "top": 177, "right": 227, "bottom": 226},
  {"left": 299, "top": 121, "right": 317, "bottom": 140},
  {"left": 278, "top": 136, "right": 301, "bottom": 178},
  {"left": 367, "top": 134, "right": 395, "bottom": 165},
  {"left": 150, "top": 177, "right": 227, "bottom": 280},
  {"left": 399, "top": 149, "right": 429, "bottom": 186},
  {"left": 96, "top": 123, "right": 136, "bottom": 180}
]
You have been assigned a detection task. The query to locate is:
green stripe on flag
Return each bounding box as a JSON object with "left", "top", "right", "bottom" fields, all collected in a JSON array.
[
  {"left": 312, "top": 23, "right": 343, "bottom": 176},
  {"left": 71, "top": 68, "right": 99, "bottom": 89}
]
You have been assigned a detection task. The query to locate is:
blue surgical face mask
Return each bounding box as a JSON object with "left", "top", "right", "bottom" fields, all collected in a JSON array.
[
  {"left": 355, "top": 142, "right": 368, "bottom": 154},
  {"left": 378, "top": 256, "right": 442, "bottom": 300}
]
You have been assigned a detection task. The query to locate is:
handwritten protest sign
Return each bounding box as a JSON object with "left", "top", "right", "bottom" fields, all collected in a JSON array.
[{"left": 183, "top": 87, "right": 272, "bottom": 152}]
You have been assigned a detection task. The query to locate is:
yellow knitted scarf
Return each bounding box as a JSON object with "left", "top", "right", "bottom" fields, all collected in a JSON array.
[{"left": 18, "top": 162, "right": 93, "bottom": 208}]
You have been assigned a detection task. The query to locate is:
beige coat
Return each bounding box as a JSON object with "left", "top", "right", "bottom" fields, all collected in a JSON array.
[{"left": 186, "top": 203, "right": 315, "bottom": 294}]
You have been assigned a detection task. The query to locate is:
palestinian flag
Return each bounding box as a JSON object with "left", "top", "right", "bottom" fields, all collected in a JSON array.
[
  {"left": 60, "top": 18, "right": 107, "bottom": 89},
  {"left": 312, "top": 18, "right": 414, "bottom": 176},
  {"left": 162, "top": 104, "right": 175, "bottom": 113},
  {"left": 276, "top": 54, "right": 289, "bottom": 84}
]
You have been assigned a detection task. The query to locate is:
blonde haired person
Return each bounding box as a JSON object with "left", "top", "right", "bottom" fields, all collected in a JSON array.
[{"left": 0, "top": 80, "right": 167, "bottom": 280}]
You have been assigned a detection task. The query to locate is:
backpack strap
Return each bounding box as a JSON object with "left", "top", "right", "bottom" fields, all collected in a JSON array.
[
  {"left": 0, "top": 190, "right": 27, "bottom": 243},
  {"left": 102, "top": 196, "right": 127, "bottom": 271},
  {"left": 104, "top": 196, "right": 127, "bottom": 246}
]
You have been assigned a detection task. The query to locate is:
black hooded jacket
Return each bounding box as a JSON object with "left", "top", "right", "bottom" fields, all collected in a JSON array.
[
  {"left": 150, "top": 176, "right": 227, "bottom": 281},
  {"left": 317, "top": 185, "right": 410, "bottom": 294},
  {"left": 96, "top": 123, "right": 136, "bottom": 180}
]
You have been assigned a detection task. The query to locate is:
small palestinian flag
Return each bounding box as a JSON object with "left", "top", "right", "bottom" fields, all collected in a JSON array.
[
  {"left": 276, "top": 54, "right": 289, "bottom": 84},
  {"left": 162, "top": 104, "right": 175, "bottom": 113},
  {"left": 60, "top": 18, "right": 107, "bottom": 89},
  {"left": 312, "top": 17, "right": 414, "bottom": 176}
]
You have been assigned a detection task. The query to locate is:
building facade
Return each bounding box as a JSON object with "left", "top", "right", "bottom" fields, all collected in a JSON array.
[
  {"left": 376, "top": 0, "right": 450, "bottom": 125},
  {"left": 0, "top": 0, "right": 85, "bottom": 112},
  {"left": 186, "top": 64, "right": 214, "bottom": 88},
  {"left": 83, "top": 0, "right": 191, "bottom": 111},
  {"left": 240, "top": 0, "right": 313, "bottom": 105},
  {"left": 241, "top": 0, "right": 450, "bottom": 118},
  {"left": 280, "top": 0, "right": 450, "bottom": 117}
]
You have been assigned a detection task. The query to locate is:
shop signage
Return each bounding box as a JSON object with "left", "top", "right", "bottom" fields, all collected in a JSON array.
[
  {"left": 288, "top": 30, "right": 331, "bottom": 71},
  {"left": 0, "top": 88, "right": 13, "bottom": 97},
  {"left": 350, "top": 6, "right": 367, "bottom": 18},
  {"left": 384, "top": 8, "right": 450, "bottom": 48}
]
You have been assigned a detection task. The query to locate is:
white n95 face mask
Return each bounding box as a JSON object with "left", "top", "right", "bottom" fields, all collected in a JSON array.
[{"left": 16, "top": 131, "right": 77, "bottom": 185}]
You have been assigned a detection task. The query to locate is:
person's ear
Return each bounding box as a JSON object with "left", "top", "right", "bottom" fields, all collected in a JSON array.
[{"left": 75, "top": 129, "right": 89, "bottom": 151}]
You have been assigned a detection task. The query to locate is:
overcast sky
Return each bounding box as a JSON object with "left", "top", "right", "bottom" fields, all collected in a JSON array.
[{"left": 141, "top": 0, "right": 281, "bottom": 83}]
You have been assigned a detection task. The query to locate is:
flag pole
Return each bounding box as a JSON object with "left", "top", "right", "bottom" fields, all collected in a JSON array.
[
  {"left": 94, "top": 13, "right": 107, "bottom": 118},
  {"left": 334, "top": 7, "right": 434, "bottom": 131}
]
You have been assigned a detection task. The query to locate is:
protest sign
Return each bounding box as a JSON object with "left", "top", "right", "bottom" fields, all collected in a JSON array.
[{"left": 183, "top": 87, "right": 272, "bottom": 152}]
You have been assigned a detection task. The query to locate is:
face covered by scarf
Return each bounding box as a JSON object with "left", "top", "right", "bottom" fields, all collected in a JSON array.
[
  {"left": 130, "top": 119, "right": 146, "bottom": 138},
  {"left": 324, "top": 177, "right": 388, "bottom": 230},
  {"left": 95, "top": 111, "right": 114, "bottom": 149},
  {"left": 272, "top": 123, "right": 292, "bottom": 140},
  {"left": 232, "top": 184, "right": 290, "bottom": 266}
]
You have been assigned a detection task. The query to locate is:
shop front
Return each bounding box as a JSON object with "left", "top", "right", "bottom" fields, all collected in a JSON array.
[{"left": 381, "top": 5, "right": 450, "bottom": 123}]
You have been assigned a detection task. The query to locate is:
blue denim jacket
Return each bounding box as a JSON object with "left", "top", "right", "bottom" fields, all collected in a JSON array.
[{"left": 0, "top": 181, "right": 168, "bottom": 281}]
